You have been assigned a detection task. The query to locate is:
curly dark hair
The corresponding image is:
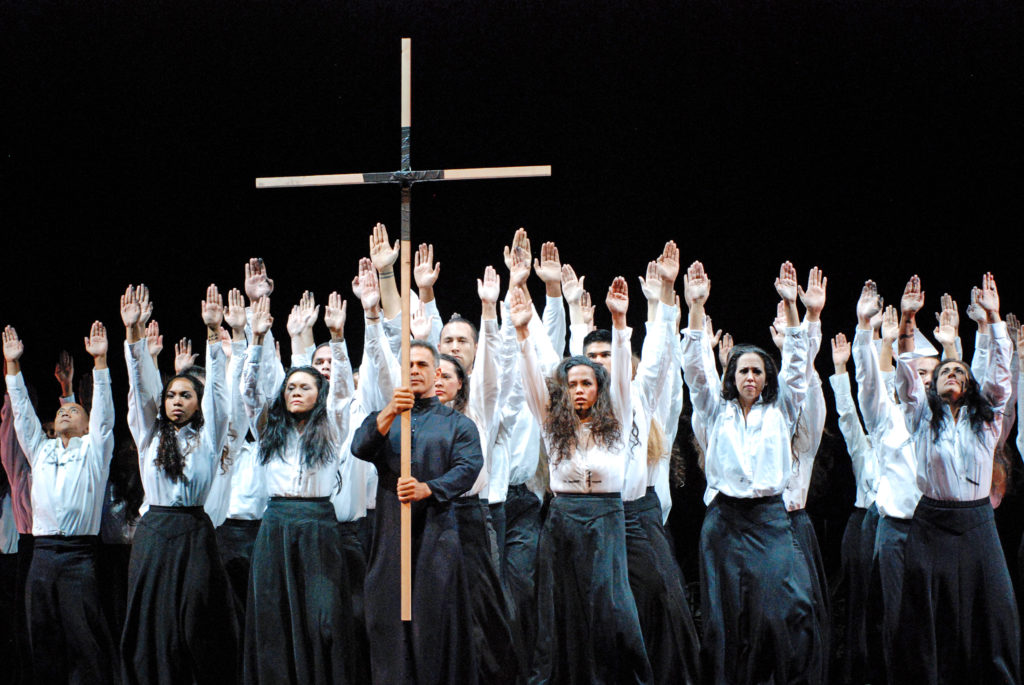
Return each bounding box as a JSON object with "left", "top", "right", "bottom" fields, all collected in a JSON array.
[
  {"left": 155, "top": 374, "right": 205, "bottom": 483},
  {"left": 438, "top": 354, "right": 469, "bottom": 414},
  {"left": 721, "top": 344, "right": 779, "bottom": 405},
  {"left": 926, "top": 360, "right": 995, "bottom": 440},
  {"left": 544, "top": 356, "right": 622, "bottom": 465},
  {"left": 258, "top": 367, "right": 335, "bottom": 469}
]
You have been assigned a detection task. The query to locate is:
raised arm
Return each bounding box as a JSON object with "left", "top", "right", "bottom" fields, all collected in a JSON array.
[
  {"left": 605, "top": 277, "right": 633, "bottom": 428},
  {"left": 562, "top": 263, "right": 588, "bottom": 356},
  {"left": 83, "top": 321, "right": 115, "bottom": 464},
  {"left": 680, "top": 261, "right": 721, "bottom": 420},
  {"left": 370, "top": 222, "right": 401, "bottom": 321},
  {"left": 469, "top": 266, "right": 503, "bottom": 445},
  {"left": 121, "top": 285, "right": 159, "bottom": 449},
  {"left": 324, "top": 291, "right": 355, "bottom": 444},
  {"left": 535, "top": 241, "right": 567, "bottom": 354},
  {"left": 975, "top": 272, "right": 1011, "bottom": 411},
  {"left": 241, "top": 296, "right": 274, "bottom": 423},
  {"left": 774, "top": 262, "right": 808, "bottom": 426},
  {"left": 55, "top": 350, "right": 74, "bottom": 402},
  {"left": 511, "top": 286, "right": 549, "bottom": 425},
  {"left": 830, "top": 333, "right": 872, "bottom": 480},
  {"left": 894, "top": 276, "right": 929, "bottom": 426},
  {"left": 897, "top": 274, "right": 925, "bottom": 356},
  {"left": 201, "top": 284, "right": 231, "bottom": 455},
  {"left": 932, "top": 293, "right": 960, "bottom": 361},
  {"left": 3, "top": 326, "right": 46, "bottom": 463}
]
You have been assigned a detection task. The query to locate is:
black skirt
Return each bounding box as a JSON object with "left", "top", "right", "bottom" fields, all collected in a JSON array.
[
  {"left": 625, "top": 489, "right": 701, "bottom": 685},
  {"left": 866, "top": 512, "right": 911, "bottom": 684},
  {"left": 892, "top": 496, "right": 1021, "bottom": 685},
  {"left": 121, "top": 506, "right": 239, "bottom": 685},
  {"left": 337, "top": 519, "right": 370, "bottom": 685},
  {"left": 832, "top": 507, "right": 868, "bottom": 685},
  {"left": 243, "top": 497, "right": 359, "bottom": 685},
  {"left": 503, "top": 482, "right": 542, "bottom": 670},
  {"left": 700, "top": 493, "right": 823, "bottom": 685},
  {"left": 455, "top": 497, "right": 521, "bottom": 684},
  {"left": 530, "top": 492, "right": 652, "bottom": 685},
  {"left": 789, "top": 508, "right": 831, "bottom": 681}
]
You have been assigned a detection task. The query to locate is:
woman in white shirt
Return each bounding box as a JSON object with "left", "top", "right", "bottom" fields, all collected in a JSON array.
[
  {"left": 511, "top": 280, "right": 653, "bottom": 685},
  {"left": 120, "top": 284, "right": 238, "bottom": 685},
  {"left": 681, "top": 261, "right": 822, "bottom": 685},
  {"left": 891, "top": 274, "right": 1019, "bottom": 684},
  {"left": 240, "top": 294, "right": 360, "bottom": 685}
]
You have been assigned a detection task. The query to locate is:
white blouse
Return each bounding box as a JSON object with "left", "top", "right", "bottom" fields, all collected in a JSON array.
[
  {"left": 126, "top": 340, "right": 230, "bottom": 508},
  {"left": 521, "top": 326, "right": 633, "bottom": 494},
  {"left": 830, "top": 372, "right": 879, "bottom": 509},
  {"left": 896, "top": 321, "right": 1012, "bottom": 502},
  {"left": 683, "top": 325, "right": 808, "bottom": 505}
]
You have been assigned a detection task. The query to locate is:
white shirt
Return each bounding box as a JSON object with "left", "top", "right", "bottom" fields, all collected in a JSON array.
[
  {"left": 896, "top": 321, "right": 1012, "bottom": 502},
  {"left": 7, "top": 368, "right": 114, "bottom": 536},
  {"left": 683, "top": 325, "right": 808, "bottom": 504},
  {"left": 521, "top": 326, "right": 633, "bottom": 494},
  {"left": 784, "top": 320, "right": 827, "bottom": 511},
  {"left": 653, "top": 321, "right": 684, "bottom": 523},
  {"left": 460, "top": 318, "right": 501, "bottom": 498},
  {"left": 830, "top": 372, "right": 878, "bottom": 508},
  {"left": 851, "top": 329, "right": 920, "bottom": 519},
  {"left": 242, "top": 341, "right": 354, "bottom": 499},
  {"left": 127, "top": 339, "right": 230, "bottom": 508}
]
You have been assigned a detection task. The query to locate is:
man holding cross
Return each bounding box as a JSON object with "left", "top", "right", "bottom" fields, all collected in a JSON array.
[{"left": 351, "top": 339, "right": 484, "bottom": 684}]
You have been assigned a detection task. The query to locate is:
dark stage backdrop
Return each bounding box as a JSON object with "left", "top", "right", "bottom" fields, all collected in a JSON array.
[{"left": 3, "top": 0, "right": 1022, "bottom": 581}]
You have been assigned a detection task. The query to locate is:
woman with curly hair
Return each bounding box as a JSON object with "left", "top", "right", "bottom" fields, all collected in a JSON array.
[
  {"left": 511, "top": 278, "right": 652, "bottom": 685},
  {"left": 681, "top": 260, "right": 822, "bottom": 684},
  {"left": 120, "top": 284, "right": 238, "bottom": 685},
  {"left": 891, "top": 273, "right": 1019, "bottom": 684}
]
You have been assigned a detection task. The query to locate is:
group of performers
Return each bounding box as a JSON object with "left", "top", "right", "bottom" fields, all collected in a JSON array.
[{"left": 0, "top": 224, "right": 1021, "bottom": 684}]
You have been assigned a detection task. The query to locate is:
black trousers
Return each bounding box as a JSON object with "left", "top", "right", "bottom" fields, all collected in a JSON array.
[
  {"left": 789, "top": 508, "right": 831, "bottom": 682},
  {"left": 337, "top": 519, "right": 371, "bottom": 685},
  {"left": 14, "top": 533, "right": 34, "bottom": 684},
  {"left": 216, "top": 517, "right": 261, "bottom": 623},
  {"left": 892, "top": 496, "right": 1021, "bottom": 685},
  {"left": 503, "top": 482, "right": 542, "bottom": 670},
  {"left": 866, "top": 513, "right": 910, "bottom": 684},
  {"left": 625, "top": 489, "right": 700, "bottom": 685},
  {"left": 455, "top": 497, "right": 521, "bottom": 684},
  {"left": 832, "top": 507, "right": 868, "bottom": 685},
  {"left": 122, "top": 506, "right": 238, "bottom": 685},
  {"left": 28, "top": 535, "right": 117, "bottom": 685},
  {"left": 243, "top": 498, "right": 359, "bottom": 685},
  {"left": 0, "top": 550, "right": 20, "bottom": 683},
  {"left": 700, "top": 493, "right": 823, "bottom": 685},
  {"left": 531, "top": 492, "right": 652, "bottom": 685},
  {"left": 97, "top": 542, "right": 132, "bottom": 652}
]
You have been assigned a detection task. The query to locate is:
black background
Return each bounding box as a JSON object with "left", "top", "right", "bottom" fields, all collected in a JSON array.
[{"left": 3, "top": 0, "right": 1023, "bottom": 574}]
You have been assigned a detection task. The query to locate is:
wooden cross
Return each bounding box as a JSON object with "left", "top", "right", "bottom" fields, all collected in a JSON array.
[{"left": 255, "top": 38, "right": 551, "bottom": 621}]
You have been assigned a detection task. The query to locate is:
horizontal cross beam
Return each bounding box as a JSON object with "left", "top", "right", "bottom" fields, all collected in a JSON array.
[{"left": 255, "top": 164, "right": 551, "bottom": 189}]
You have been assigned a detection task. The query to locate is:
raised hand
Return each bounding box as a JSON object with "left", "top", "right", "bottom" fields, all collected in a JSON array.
[
  {"left": 358, "top": 264, "right": 381, "bottom": 313},
  {"left": 174, "top": 338, "right": 198, "bottom": 374},
  {"left": 251, "top": 296, "right": 274, "bottom": 341},
  {"left": 369, "top": 222, "right": 399, "bottom": 272},
  {"left": 503, "top": 227, "right": 532, "bottom": 273},
  {"left": 561, "top": 264, "right": 585, "bottom": 304},
  {"left": 900, "top": 275, "right": 924, "bottom": 316},
  {"left": 533, "top": 241, "right": 562, "bottom": 297},
  {"left": 770, "top": 301, "right": 787, "bottom": 351},
  {"left": 509, "top": 246, "right": 530, "bottom": 289},
  {"left": 606, "top": 276, "right": 629, "bottom": 329},
  {"left": 855, "top": 280, "right": 882, "bottom": 328},
  {"left": 146, "top": 321, "right": 164, "bottom": 357},
  {"left": 121, "top": 285, "right": 142, "bottom": 328},
  {"left": 509, "top": 286, "right": 533, "bottom": 337},
  {"left": 936, "top": 293, "right": 960, "bottom": 333},
  {"left": 966, "top": 287, "right": 986, "bottom": 324},
  {"left": 84, "top": 321, "right": 109, "bottom": 362},
  {"left": 225, "top": 288, "right": 247, "bottom": 334},
  {"left": 3, "top": 326, "right": 24, "bottom": 362},
  {"left": 881, "top": 305, "right": 899, "bottom": 344},
  {"left": 55, "top": 350, "right": 74, "bottom": 395},
  {"left": 774, "top": 261, "right": 798, "bottom": 303},
  {"left": 581, "top": 290, "right": 595, "bottom": 330},
  {"left": 137, "top": 285, "right": 153, "bottom": 328},
  {"left": 411, "top": 301, "right": 431, "bottom": 341},
  {"left": 219, "top": 328, "right": 233, "bottom": 358},
  {"left": 1018, "top": 327, "right": 1024, "bottom": 367},
  {"left": 201, "top": 284, "right": 224, "bottom": 335},
  {"left": 704, "top": 315, "right": 722, "bottom": 348},
  {"left": 1007, "top": 313, "right": 1020, "bottom": 350},
  {"left": 683, "top": 261, "right": 710, "bottom": 308},
  {"left": 414, "top": 243, "right": 441, "bottom": 290},
  {"left": 324, "top": 291, "right": 347, "bottom": 341},
  {"left": 933, "top": 309, "right": 957, "bottom": 348},
  {"left": 798, "top": 266, "right": 827, "bottom": 321},
  {"left": 244, "top": 258, "right": 274, "bottom": 302},
  {"left": 718, "top": 332, "right": 734, "bottom": 369},
  {"left": 638, "top": 261, "right": 660, "bottom": 303},
  {"left": 978, "top": 272, "right": 1001, "bottom": 322},
  {"left": 831, "top": 333, "right": 851, "bottom": 373},
  {"left": 477, "top": 265, "right": 500, "bottom": 305}
]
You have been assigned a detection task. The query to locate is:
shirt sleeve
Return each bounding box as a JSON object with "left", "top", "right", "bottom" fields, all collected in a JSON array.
[
  {"left": 125, "top": 339, "right": 158, "bottom": 452},
  {"left": 830, "top": 372, "right": 872, "bottom": 480},
  {"left": 894, "top": 352, "right": 929, "bottom": 433},
  {"left": 610, "top": 326, "right": 633, "bottom": 430},
  {"left": 424, "top": 415, "right": 484, "bottom": 503},
  {"left": 777, "top": 325, "right": 809, "bottom": 430},
  {"left": 635, "top": 303, "right": 678, "bottom": 420},
  {"left": 241, "top": 343, "right": 267, "bottom": 434},
  {"left": 980, "top": 321, "right": 1012, "bottom": 413},
  {"left": 568, "top": 323, "right": 587, "bottom": 358},
  {"left": 350, "top": 411, "right": 389, "bottom": 469},
  {"left": 202, "top": 341, "right": 231, "bottom": 459},
  {"left": 226, "top": 341, "right": 250, "bottom": 452},
  {"left": 518, "top": 334, "right": 551, "bottom": 427},
  {"left": 971, "top": 331, "right": 990, "bottom": 383},
  {"left": 853, "top": 329, "right": 900, "bottom": 436},
  {"left": 88, "top": 367, "right": 116, "bottom": 469},
  {"left": 327, "top": 340, "right": 355, "bottom": 455},
  {"left": 542, "top": 294, "right": 567, "bottom": 358},
  {"left": 5, "top": 373, "right": 46, "bottom": 469},
  {"left": 681, "top": 328, "right": 721, "bottom": 427},
  {"left": 468, "top": 318, "right": 502, "bottom": 451},
  {"left": 423, "top": 298, "right": 443, "bottom": 348}
]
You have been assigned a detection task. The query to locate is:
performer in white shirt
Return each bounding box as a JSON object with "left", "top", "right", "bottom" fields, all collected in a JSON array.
[
  {"left": 3, "top": 322, "right": 117, "bottom": 684},
  {"left": 240, "top": 292, "right": 361, "bottom": 685},
  {"left": 682, "top": 260, "right": 822, "bottom": 684},
  {"left": 513, "top": 278, "right": 653, "bottom": 685},
  {"left": 890, "top": 273, "right": 1019, "bottom": 684},
  {"left": 120, "top": 284, "right": 238, "bottom": 685}
]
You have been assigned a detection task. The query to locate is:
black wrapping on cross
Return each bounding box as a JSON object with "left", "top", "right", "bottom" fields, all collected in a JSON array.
[
  {"left": 361, "top": 170, "right": 444, "bottom": 184},
  {"left": 401, "top": 126, "right": 411, "bottom": 172}
]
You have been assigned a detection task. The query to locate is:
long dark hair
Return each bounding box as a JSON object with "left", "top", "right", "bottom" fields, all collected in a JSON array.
[
  {"left": 544, "top": 356, "right": 622, "bottom": 465},
  {"left": 926, "top": 360, "right": 995, "bottom": 439},
  {"left": 155, "top": 374, "right": 205, "bottom": 482},
  {"left": 721, "top": 344, "right": 779, "bottom": 405},
  {"left": 258, "top": 367, "right": 334, "bottom": 469},
  {"left": 439, "top": 354, "right": 469, "bottom": 414}
]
